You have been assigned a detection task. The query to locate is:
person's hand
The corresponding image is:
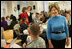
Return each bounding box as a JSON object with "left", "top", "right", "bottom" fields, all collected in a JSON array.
[
  {"left": 66, "top": 39, "right": 70, "bottom": 46},
  {"left": 49, "top": 43, "right": 54, "bottom": 48},
  {"left": 23, "top": 43, "right": 27, "bottom": 48}
]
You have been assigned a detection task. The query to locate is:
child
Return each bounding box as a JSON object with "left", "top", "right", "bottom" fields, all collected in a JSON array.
[{"left": 23, "top": 24, "right": 46, "bottom": 48}]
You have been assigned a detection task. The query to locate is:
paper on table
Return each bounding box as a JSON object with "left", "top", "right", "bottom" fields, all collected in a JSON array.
[
  {"left": 9, "top": 38, "right": 17, "bottom": 46},
  {"left": 42, "top": 25, "right": 47, "bottom": 29},
  {"left": 10, "top": 44, "right": 22, "bottom": 48}
]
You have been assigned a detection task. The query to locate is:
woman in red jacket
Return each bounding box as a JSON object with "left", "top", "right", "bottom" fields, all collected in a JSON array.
[{"left": 19, "top": 7, "right": 30, "bottom": 25}]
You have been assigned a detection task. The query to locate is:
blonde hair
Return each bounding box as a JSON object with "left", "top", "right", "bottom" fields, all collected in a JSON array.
[
  {"left": 22, "top": 7, "right": 27, "bottom": 12},
  {"left": 49, "top": 3, "right": 60, "bottom": 12},
  {"left": 27, "top": 6, "right": 32, "bottom": 11}
]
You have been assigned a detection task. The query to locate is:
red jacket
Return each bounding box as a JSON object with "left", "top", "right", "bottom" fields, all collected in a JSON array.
[{"left": 20, "top": 12, "right": 30, "bottom": 25}]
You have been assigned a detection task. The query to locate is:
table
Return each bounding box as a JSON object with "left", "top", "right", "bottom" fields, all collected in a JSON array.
[
  {"left": 40, "top": 24, "right": 47, "bottom": 33},
  {"left": 41, "top": 24, "right": 47, "bottom": 30},
  {"left": 10, "top": 44, "right": 22, "bottom": 48}
]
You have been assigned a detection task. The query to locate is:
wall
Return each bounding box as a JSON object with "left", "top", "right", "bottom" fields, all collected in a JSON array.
[
  {"left": 1, "top": 1, "right": 6, "bottom": 17},
  {"left": 1, "top": 1, "right": 71, "bottom": 18},
  {"left": 11, "top": 1, "right": 18, "bottom": 19}
]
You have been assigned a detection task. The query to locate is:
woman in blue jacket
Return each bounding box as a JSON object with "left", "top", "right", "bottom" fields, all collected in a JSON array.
[{"left": 46, "top": 3, "right": 70, "bottom": 48}]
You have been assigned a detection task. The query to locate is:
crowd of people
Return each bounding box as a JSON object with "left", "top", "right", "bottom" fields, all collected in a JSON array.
[{"left": 1, "top": 3, "right": 71, "bottom": 48}]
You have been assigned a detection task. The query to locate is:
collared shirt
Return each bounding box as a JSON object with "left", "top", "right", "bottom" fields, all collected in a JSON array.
[{"left": 26, "top": 37, "right": 46, "bottom": 48}]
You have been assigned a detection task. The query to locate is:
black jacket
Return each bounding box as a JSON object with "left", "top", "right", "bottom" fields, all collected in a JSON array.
[
  {"left": 20, "top": 23, "right": 28, "bottom": 33},
  {"left": 28, "top": 12, "right": 33, "bottom": 23}
]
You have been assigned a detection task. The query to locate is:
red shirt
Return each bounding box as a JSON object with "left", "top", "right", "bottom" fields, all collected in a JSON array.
[{"left": 20, "top": 12, "right": 30, "bottom": 25}]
